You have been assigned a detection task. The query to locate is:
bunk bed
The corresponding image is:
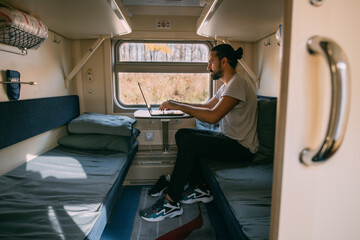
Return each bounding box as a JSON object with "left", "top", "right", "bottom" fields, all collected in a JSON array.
[
  {"left": 197, "top": 97, "right": 277, "bottom": 240},
  {"left": 195, "top": 1, "right": 281, "bottom": 238},
  {"left": 0, "top": 95, "right": 139, "bottom": 240}
]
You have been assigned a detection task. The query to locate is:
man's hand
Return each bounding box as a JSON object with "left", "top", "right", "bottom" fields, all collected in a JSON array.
[{"left": 159, "top": 100, "right": 177, "bottom": 111}]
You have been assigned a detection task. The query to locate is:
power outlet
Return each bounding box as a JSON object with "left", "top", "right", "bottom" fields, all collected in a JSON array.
[{"left": 145, "top": 131, "right": 154, "bottom": 141}]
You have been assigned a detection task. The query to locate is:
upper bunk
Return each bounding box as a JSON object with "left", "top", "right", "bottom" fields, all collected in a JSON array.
[
  {"left": 1, "top": 0, "right": 283, "bottom": 42},
  {"left": 0, "top": 0, "right": 132, "bottom": 39},
  {"left": 197, "top": 0, "right": 284, "bottom": 42}
]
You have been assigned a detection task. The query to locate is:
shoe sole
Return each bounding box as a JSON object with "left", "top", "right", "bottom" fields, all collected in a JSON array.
[
  {"left": 180, "top": 195, "right": 214, "bottom": 204},
  {"left": 149, "top": 187, "right": 166, "bottom": 197},
  {"left": 141, "top": 208, "right": 183, "bottom": 222}
]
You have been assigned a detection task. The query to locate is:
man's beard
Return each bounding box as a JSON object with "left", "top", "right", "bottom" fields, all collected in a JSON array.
[{"left": 210, "top": 66, "right": 223, "bottom": 80}]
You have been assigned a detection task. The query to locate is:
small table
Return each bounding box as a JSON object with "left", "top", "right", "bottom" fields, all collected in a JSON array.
[{"left": 134, "top": 110, "right": 193, "bottom": 152}]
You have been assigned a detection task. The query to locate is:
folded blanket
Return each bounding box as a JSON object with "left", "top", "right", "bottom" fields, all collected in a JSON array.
[
  {"left": 58, "top": 129, "right": 140, "bottom": 153},
  {"left": 68, "top": 112, "right": 137, "bottom": 137}
]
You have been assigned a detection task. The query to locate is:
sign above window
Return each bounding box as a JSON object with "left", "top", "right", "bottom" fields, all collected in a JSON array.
[{"left": 157, "top": 20, "right": 171, "bottom": 29}]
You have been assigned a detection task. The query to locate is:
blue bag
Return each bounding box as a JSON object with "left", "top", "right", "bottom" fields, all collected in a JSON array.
[{"left": 6, "top": 70, "right": 21, "bottom": 101}]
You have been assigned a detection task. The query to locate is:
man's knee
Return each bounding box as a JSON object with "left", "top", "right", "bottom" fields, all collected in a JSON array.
[
  {"left": 176, "top": 129, "right": 202, "bottom": 147},
  {"left": 175, "top": 128, "right": 193, "bottom": 144}
]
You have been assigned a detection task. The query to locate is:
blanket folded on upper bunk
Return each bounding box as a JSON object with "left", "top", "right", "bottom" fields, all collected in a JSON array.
[{"left": 68, "top": 112, "right": 137, "bottom": 137}]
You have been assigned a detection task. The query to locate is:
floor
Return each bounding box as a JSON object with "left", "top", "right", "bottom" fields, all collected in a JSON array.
[{"left": 100, "top": 186, "right": 219, "bottom": 240}]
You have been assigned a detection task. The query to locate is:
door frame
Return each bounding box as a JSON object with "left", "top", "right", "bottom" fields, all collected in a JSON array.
[{"left": 270, "top": 0, "right": 292, "bottom": 239}]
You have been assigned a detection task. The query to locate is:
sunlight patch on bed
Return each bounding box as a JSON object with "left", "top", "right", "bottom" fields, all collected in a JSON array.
[{"left": 25, "top": 156, "right": 88, "bottom": 180}]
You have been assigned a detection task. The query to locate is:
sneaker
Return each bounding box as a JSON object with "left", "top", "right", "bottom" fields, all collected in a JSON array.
[
  {"left": 180, "top": 186, "right": 214, "bottom": 204},
  {"left": 148, "top": 175, "right": 170, "bottom": 197},
  {"left": 139, "top": 196, "right": 183, "bottom": 222}
]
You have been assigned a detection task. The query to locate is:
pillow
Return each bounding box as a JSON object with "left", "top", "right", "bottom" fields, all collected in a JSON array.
[
  {"left": 68, "top": 112, "right": 136, "bottom": 136},
  {"left": 253, "top": 99, "right": 277, "bottom": 162},
  {"left": 58, "top": 128, "right": 140, "bottom": 153}
]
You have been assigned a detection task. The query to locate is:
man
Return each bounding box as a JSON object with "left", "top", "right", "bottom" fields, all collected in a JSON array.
[{"left": 140, "top": 44, "right": 259, "bottom": 222}]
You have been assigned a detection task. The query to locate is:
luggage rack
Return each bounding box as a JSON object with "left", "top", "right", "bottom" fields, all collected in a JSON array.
[
  {"left": 0, "top": 1, "right": 48, "bottom": 55},
  {"left": 0, "top": 24, "right": 47, "bottom": 55}
]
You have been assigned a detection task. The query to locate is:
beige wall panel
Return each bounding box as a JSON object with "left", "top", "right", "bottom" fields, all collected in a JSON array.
[
  {"left": 124, "top": 164, "right": 175, "bottom": 185},
  {"left": 120, "top": 15, "right": 207, "bottom": 40},
  {"left": 132, "top": 15, "right": 197, "bottom": 32},
  {"left": 135, "top": 118, "right": 195, "bottom": 146},
  {"left": 254, "top": 34, "right": 281, "bottom": 97},
  {"left": 0, "top": 126, "right": 68, "bottom": 175},
  {"left": 71, "top": 40, "right": 85, "bottom": 113},
  {"left": 0, "top": 31, "right": 74, "bottom": 101},
  {"left": 80, "top": 39, "right": 107, "bottom": 114},
  {"left": 234, "top": 41, "right": 254, "bottom": 86},
  {"left": 0, "top": 31, "right": 75, "bottom": 174},
  {"left": 103, "top": 39, "right": 113, "bottom": 115}
]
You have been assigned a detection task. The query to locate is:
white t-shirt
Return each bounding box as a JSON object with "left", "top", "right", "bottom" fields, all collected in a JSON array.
[{"left": 215, "top": 73, "right": 259, "bottom": 153}]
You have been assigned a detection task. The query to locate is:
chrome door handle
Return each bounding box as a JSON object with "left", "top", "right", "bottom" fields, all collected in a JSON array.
[{"left": 300, "top": 36, "right": 351, "bottom": 165}]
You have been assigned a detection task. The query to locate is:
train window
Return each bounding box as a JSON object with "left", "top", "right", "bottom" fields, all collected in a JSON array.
[{"left": 114, "top": 41, "right": 212, "bottom": 109}]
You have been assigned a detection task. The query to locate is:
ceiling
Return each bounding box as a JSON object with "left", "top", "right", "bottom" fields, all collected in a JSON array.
[
  {"left": 122, "top": 0, "right": 206, "bottom": 7},
  {"left": 121, "top": 0, "right": 283, "bottom": 42},
  {"left": 121, "top": 0, "right": 205, "bottom": 17}
]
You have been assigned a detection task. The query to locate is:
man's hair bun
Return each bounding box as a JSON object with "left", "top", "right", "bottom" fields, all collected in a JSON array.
[
  {"left": 211, "top": 44, "right": 243, "bottom": 69},
  {"left": 235, "top": 47, "right": 243, "bottom": 60}
]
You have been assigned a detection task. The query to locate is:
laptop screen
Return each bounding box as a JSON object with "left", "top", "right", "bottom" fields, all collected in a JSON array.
[
  {"left": 138, "top": 82, "right": 185, "bottom": 116},
  {"left": 138, "top": 82, "right": 153, "bottom": 112}
]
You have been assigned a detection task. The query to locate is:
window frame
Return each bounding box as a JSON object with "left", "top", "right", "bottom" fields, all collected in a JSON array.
[{"left": 113, "top": 40, "right": 214, "bottom": 112}]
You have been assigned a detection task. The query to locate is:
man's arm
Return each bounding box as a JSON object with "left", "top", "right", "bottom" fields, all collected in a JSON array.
[
  {"left": 159, "top": 95, "right": 239, "bottom": 124},
  {"left": 167, "top": 95, "right": 218, "bottom": 109}
]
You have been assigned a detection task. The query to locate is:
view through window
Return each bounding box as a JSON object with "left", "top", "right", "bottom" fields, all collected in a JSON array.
[{"left": 115, "top": 42, "right": 211, "bottom": 107}]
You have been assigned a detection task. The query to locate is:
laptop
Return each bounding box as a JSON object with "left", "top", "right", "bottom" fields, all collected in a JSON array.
[{"left": 138, "top": 82, "right": 185, "bottom": 116}]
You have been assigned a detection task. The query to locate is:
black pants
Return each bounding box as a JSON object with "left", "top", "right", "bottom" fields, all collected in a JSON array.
[{"left": 166, "top": 128, "right": 254, "bottom": 202}]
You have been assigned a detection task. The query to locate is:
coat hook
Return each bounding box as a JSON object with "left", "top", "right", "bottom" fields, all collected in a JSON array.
[
  {"left": 264, "top": 38, "right": 271, "bottom": 46},
  {"left": 53, "top": 35, "right": 61, "bottom": 44}
]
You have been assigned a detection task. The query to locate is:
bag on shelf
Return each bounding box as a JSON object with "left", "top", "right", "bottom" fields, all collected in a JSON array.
[{"left": 0, "top": 5, "right": 48, "bottom": 49}]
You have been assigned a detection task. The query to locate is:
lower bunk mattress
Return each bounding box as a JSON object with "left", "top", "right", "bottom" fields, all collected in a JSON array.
[
  {"left": 0, "top": 145, "right": 137, "bottom": 239},
  {"left": 202, "top": 160, "right": 273, "bottom": 240}
]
